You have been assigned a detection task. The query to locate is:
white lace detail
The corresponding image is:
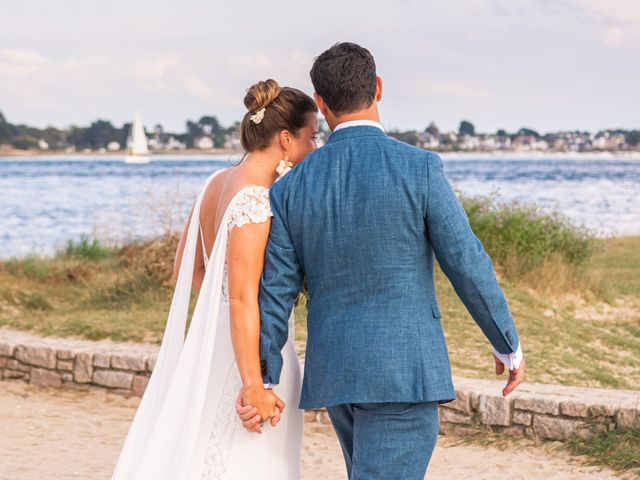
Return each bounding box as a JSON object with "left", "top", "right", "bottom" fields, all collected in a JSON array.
[
  {"left": 201, "top": 361, "right": 243, "bottom": 479},
  {"left": 221, "top": 186, "right": 273, "bottom": 302},
  {"left": 227, "top": 186, "right": 273, "bottom": 230}
]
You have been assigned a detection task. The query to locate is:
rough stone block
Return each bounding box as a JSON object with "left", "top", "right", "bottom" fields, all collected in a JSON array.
[
  {"left": 3, "top": 370, "right": 26, "bottom": 379},
  {"left": 0, "top": 343, "right": 15, "bottom": 356},
  {"left": 479, "top": 394, "right": 512, "bottom": 426},
  {"left": 30, "top": 368, "right": 62, "bottom": 388},
  {"left": 470, "top": 392, "right": 480, "bottom": 411},
  {"left": 513, "top": 411, "right": 533, "bottom": 426},
  {"left": 14, "top": 345, "right": 57, "bottom": 369},
  {"left": 93, "top": 369, "right": 133, "bottom": 389},
  {"left": 56, "top": 349, "right": 75, "bottom": 360},
  {"left": 0, "top": 356, "right": 9, "bottom": 369},
  {"left": 304, "top": 411, "right": 319, "bottom": 423},
  {"left": 589, "top": 404, "right": 616, "bottom": 418},
  {"left": 440, "top": 408, "right": 474, "bottom": 425},
  {"left": 615, "top": 409, "right": 639, "bottom": 429},
  {"left": 533, "top": 415, "right": 587, "bottom": 440},
  {"left": 111, "top": 354, "right": 147, "bottom": 372},
  {"left": 61, "top": 373, "right": 73, "bottom": 382},
  {"left": 146, "top": 356, "right": 157, "bottom": 372},
  {"left": 514, "top": 398, "right": 559, "bottom": 416},
  {"left": 445, "top": 389, "right": 473, "bottom": 414},
  {"left": 73, "top": 352, "right": 93, "bottom": 383},
  {"left": 319, "top": 411, "right": 332, "bottom": 425},
  {"left": 560, "top": 401, "right": 589, "bottom": 418},
  {"left": 56, "top": 359, "right": 74, "bottom": 371},
  {"left": 7, "top": 359, "right": 31, "bottom": 372},
  {"left": 93, "top": 353, "right": 110, "bottom": 368},
  {"left": 132, "top": 375, "right": 149, "bottom": 396}
]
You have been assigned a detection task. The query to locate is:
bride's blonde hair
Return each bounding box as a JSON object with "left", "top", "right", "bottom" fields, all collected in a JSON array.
[{"left": 240, "top": 79, "right": 317, "bottom": 152}]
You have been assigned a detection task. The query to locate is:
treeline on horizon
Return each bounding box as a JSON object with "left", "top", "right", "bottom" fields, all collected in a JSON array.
[{"left": 1, "top": 110, "right": 639, "bottom": 152}]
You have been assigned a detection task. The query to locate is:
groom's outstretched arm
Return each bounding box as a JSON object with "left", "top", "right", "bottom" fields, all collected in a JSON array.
[
  {"left": 425, "top": 153, "right": 523, "bottom": 376},
  {"left": 258, "top": 188, "right": 303, "bottom": 385}
]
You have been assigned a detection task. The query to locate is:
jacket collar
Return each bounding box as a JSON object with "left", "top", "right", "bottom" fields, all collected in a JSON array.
[{"left": 326, "top": 125, "right": 386, "bottom": 144}]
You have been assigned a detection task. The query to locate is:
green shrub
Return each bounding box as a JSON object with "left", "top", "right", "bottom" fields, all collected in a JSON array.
[
  {"left": 63, "top": 235, "right": 111, "bottom": 260},
  {"left": 461, "top": 195, "right": 598, "bottom": 278}
]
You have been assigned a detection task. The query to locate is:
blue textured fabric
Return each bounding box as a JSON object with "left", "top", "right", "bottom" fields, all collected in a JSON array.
[
  {"left": 259, "top": 125, "right": 520, "bottom": 409},
  {"left": 327, "top": 401, "right": 439, "bottom": 480}
]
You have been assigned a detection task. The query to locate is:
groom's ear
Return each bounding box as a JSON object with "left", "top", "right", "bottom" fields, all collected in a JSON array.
[
  {"left": 375, "top": 76, "right": 383, "bottom": 102},
  {"left": 314, "top": 92, "right": 329, "bottom": 117}
]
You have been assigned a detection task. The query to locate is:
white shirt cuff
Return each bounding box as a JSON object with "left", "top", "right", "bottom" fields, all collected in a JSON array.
[
  {"left": 493, "top": 342, "right": 523, "bottom": 370},
  {"left": 263, "top": 383, "right": 278, "bottom": 389}
]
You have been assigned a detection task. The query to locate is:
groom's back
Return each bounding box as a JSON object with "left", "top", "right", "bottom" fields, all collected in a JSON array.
[{"left": 270, "top": 125, "right": 454, "bottom": 408}]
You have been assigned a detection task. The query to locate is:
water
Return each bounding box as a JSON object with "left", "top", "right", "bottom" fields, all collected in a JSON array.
[{"left": 1, "top": 154, "right": 638, "bottom": 259}]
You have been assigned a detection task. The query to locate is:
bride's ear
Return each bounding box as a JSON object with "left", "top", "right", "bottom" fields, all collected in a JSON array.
[{"left": 278, "top": 130, "right": 292, "bottom": 151}]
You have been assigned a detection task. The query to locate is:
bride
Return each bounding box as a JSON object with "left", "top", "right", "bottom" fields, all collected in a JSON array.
[{"left": 111, "top": 79, "right": 319, "bottom": 479}]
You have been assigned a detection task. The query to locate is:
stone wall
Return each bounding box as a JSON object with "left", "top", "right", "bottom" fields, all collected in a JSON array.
[
  {"left": 2, "top": 328, "right": 639, "bottom": 441},
  {"left": 0, "top": 328, "right": 158, "bottom": 397}
]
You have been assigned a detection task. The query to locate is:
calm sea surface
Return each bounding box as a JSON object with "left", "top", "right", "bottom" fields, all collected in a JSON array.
[{"left": 1, "top": 154, "right": 638, "bottom": 258}]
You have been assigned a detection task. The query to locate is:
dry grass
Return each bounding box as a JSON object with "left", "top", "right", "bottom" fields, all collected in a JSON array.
[{"left": 0, "top": 235, "right": 639, "bottom": 390}]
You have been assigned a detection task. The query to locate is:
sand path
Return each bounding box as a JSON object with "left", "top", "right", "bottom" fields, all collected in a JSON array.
[{"left": 0, "top": 380, "right": 620, "bottom": 479}]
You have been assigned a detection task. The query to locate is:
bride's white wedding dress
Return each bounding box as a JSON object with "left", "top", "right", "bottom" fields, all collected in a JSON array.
[{"left": 111, "top": 170, "right": 303, "bottom": 479}]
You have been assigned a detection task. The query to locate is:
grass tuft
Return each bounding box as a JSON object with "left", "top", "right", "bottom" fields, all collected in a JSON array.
[{"left": 567, "top": 428, "right": 640, "bottom": 475}]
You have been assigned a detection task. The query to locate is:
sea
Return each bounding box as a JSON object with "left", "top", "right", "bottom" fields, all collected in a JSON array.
[{"left": 1, "top": 154, "right": 638, "bottom": 259}]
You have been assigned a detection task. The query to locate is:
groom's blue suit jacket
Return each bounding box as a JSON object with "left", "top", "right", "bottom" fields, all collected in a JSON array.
[{"left": 259, "top": 125, "right": 520, "bottom": 409}]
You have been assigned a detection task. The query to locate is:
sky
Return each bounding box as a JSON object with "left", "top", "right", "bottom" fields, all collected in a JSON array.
[{"left": 1, "top": 0, "right": 639, "bottom": 134}]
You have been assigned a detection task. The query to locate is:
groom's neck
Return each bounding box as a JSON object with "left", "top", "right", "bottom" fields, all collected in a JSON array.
[{"left": 328, "top": 103, "right": 381, "bottom": 131}]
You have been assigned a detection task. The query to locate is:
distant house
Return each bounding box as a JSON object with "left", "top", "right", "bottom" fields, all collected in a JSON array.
[
  {"left": 107, "top": 141, "right": 121, "bottom": 151},
  {"left": 224, "top": 131, "right": 242, "bottom": 150},
  {"left": 459, "top": 134, "right": 479, "bottom": 150},
  {"left": 195, "top": 136, "right": 214, "bottom": 149},
  {"left": 37, "top": 139, "right": 49, "bottom": 150},
  {"left": 593, "top": 132, "right": 625, "bottom": 151}
]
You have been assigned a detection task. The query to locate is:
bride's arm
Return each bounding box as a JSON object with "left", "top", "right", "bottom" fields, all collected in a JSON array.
[
  {"left": 172, "top": 204, "right": 206, "bottom": 290},
  {"left": 227, "top": 219, "right": 285, "bottom": 425}
]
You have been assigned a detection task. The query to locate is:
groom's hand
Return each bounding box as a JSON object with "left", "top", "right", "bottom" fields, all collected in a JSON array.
[{"left": 494, "top": 355, "right": 525, "bottom": 396}]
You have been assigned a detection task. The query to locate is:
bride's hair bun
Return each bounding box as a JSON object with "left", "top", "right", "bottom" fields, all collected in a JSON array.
[
  {"left": 239, "top": 79, "right": 317, "bottom": 152},
  {"left": 244, "top": 79, "right": 282, "bottom": 112}
]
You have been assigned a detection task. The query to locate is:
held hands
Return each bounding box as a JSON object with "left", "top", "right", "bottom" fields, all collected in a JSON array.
[
  {"left": 235, "top": 386, "right": 285, "bottom": 434},
  {"left": 494, "top": 354, "right": 525, "bottom": 396}
]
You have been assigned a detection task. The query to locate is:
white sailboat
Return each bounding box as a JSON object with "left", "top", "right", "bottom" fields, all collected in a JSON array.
[{"left": 124, "top": 111, "right": 151, "bottom": 164}]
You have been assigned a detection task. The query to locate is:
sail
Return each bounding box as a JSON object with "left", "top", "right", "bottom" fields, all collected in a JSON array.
[{"left": 127, "top": 111, "right": 149, "bottom": 155}]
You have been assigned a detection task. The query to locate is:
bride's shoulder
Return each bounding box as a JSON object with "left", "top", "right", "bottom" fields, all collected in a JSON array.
[{"left": 228, "top": 184, "right": 272, "bottom": 229}]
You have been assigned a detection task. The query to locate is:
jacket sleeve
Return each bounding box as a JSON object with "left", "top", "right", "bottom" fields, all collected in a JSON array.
[
  {"left": 425, "top": 152, "right": 520, "bottom": 355},
  {"left": 258, "top": 187, "right": 304, "bottom": 384}
]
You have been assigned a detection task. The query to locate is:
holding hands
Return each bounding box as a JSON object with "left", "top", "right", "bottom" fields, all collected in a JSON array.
[{"left": 236, "top": 386, "right": 285, "bottom": 434}]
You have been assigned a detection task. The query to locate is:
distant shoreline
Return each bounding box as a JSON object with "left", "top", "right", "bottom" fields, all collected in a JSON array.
[{"left": 2, "top": 149, "right": 640, "bottom": 161}]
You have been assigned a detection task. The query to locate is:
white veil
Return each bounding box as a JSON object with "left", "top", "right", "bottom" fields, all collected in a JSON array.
[{"left": 112, "top": 169, "right": 236, "bottom": 479}]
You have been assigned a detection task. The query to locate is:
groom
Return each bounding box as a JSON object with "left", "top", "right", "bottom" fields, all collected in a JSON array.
[{"left": 256, "top": 42, "right": 524, "bottom": 478}]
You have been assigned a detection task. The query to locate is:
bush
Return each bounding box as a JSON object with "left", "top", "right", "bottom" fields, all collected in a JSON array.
[
  {"left": 63, "top": 235, "right": 111, "bottom": 260},
  {"left": 461, "top": 195, "right": 598, "bottom": 278}
]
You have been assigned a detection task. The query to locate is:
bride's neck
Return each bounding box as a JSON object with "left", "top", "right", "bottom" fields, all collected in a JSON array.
[{"left": 242, "top": 148, "right": 282, "bottom": 186}]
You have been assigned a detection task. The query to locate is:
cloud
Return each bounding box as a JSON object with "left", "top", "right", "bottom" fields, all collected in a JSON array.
[
  {"left": 226, "top": 53, "right": 272, "bottom": 73},
  {"left": 419, "top": 80, "right": 491, "bottom": 100},
  {"left": 602, "top": 26, "right": 626, "bottom": 46},
  {"left": 182, "top": 75, "right": 225, "bottom": 104},
  {"left": 134, "top": 54, "right": 179, "bottom": 80},
  {"left": 0, "top": 49, "right": 49, "bottom": 75}
]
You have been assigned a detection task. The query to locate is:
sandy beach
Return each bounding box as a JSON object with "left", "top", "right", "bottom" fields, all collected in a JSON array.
[{"left": 0, "top": 380, "right": 622, "bottom": 480}]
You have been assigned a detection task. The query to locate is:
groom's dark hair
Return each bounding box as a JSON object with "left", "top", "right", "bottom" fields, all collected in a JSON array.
[{"left": 310, "top": 42, "right": 377, "bottom": 116}]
